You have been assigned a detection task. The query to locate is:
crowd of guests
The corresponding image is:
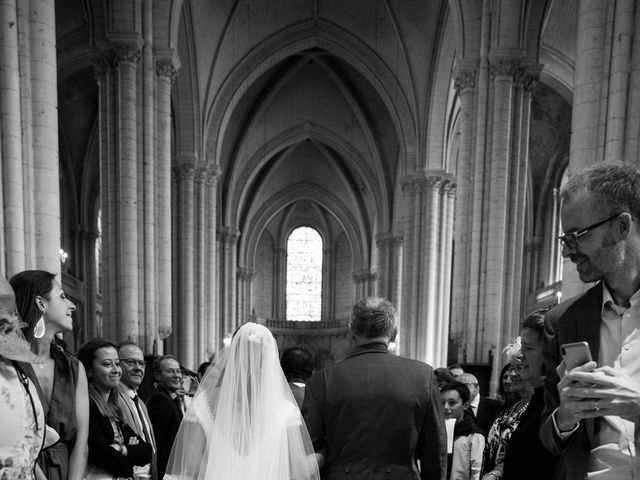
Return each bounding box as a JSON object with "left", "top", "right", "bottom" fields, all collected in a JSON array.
[{"left": 2, "top": 159, "right": 640, "bottom": 480}]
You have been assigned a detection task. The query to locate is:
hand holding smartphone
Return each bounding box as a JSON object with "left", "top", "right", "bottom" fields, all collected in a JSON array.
[{"left": 560, "top": 341, "right": 593, "bottom": 371}]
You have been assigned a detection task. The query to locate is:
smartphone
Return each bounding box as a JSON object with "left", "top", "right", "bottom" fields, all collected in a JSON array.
[{"left": 560, "top": 341, "right": 593, "bottom": 371}]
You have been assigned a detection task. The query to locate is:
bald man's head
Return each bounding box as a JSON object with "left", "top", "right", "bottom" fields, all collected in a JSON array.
[{"left": 457, "top": 373, "right": 480, "bottom": 401}]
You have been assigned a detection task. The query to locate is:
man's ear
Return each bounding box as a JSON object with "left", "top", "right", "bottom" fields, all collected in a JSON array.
[
  {"left": 617, "top": 212, "right": 634, "bottom": 238},
  {"left": 389, "top": 326, "right": 398, "bottom": 343}
]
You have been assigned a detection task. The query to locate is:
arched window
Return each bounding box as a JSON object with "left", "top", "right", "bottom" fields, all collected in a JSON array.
[{"left": 286, "top": 227, "right": 323, "bottom": 321}]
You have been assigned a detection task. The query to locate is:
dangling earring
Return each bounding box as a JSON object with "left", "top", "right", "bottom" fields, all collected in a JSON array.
[{"left": 33, "top": 315, "right": 45, "bottom": 339}]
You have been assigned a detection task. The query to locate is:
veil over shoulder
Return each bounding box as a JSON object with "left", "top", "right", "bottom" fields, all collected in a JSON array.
[{"left": 164, "top": 323, "right": 320, "bottom": 480}]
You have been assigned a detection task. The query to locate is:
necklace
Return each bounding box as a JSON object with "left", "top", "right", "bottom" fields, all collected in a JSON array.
[{"left": 35, "top": 357, "right": 51, "bottom": 369}]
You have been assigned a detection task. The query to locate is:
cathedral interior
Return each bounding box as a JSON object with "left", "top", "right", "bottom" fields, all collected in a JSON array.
[{"left": 1, "top": 0, "right": 632, "bottom": 391}]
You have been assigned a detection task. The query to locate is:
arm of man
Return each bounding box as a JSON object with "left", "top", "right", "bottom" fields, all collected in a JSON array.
[
  {"left": 301, "top": 371, "right": 325, "bottom": 453},
  {"left": 539, "top": 311, "right": 586, "bottom": 454},
  {"left": 415, "top": 371, "right": 447, "bottom": 480},
  {"left": 146, "top": 393, "right": 173, "bottom": 471}
]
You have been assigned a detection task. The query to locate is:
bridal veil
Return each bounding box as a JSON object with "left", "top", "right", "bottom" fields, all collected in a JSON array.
[{"left": 164, "top": 322, "right": 320, "bottom": 480}]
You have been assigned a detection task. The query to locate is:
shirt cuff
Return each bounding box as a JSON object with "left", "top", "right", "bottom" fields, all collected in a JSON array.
[{"left": 551, "top": 408, "right": 579, "bottom": 438}]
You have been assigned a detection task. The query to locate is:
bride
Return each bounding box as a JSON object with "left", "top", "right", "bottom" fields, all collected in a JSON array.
[{"left": 164, "top": 322, "right": 320, "bottom": 480}]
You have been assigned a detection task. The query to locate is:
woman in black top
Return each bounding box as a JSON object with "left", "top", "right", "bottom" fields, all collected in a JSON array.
[
  {"left": 502, "top": 310, "right": 559, "bottom": 480},
  {"left": 77, "top": 339, "right": 152, "bottom": 479}
]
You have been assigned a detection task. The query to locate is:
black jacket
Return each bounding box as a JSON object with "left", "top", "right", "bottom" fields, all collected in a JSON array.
[{"left": 87, "top": 400, "right": 152, "bottom": 478}]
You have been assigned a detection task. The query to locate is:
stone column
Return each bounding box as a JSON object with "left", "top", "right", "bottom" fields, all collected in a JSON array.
[
  {"left": 0, "top": 0, "right": 25, "bottom": 274},
  {"left": 206, "top": 168, "right": 219, "bottom": 356},
  {"left": 94, "top": 58, "right": 117, "bottom": 340},
  {"left": 400, "top": 180, "right": 418, "bottom": 358},
  {"left": 569, "top": 0, "right": 606, "bottom": 171},
  {"left": 389, "top": 235, "right": 402, "bottom": 312},
  {"left": 273, "top": 246, "right": 286, "bottom": 319},
  {"left": 29, "top": 0, "right": 60, "bottom": 273},
  {"left": 237, "top": 267, "right": 253, "bottom": 325},
  {"left": 156, "top": 60, "right": 176, "bottom": 352},
  {"left": 483, "top": 58, "right": 518, "bottom": 374},
  {"left": 451, "top": 68, "right": 476, "bottom": 344},
  {"left": 605, "top": 0, "right": 633, "bottom": 162},
  {"left": 436, "top": 180, "right": 455, "bottom": 367},
  {"left": 174, "top": 164, "right": 196, "bottom": 367},
  {"left": 219, "top": 226, "right": 239, "bottom": 333},
  {"left": 416, "top": 176, "right": 441, "bottom": 365},
  {"left": 375, "top": 233, "right": 391, "bottom": 297},
  {"left": 322, "top": 246, "right": 335, "bottom": 320},
  {"left": 85, "top": 227, "right": 99, "bottom": 339},
  {"left": 113, "top": 45, "right": 141, "bottom": 343},
  {"left": 400, "top": 174, "right": 449, "bottom": 364},
  {"left": 196, "top": 168, "right": 207, "bottom": 362}
]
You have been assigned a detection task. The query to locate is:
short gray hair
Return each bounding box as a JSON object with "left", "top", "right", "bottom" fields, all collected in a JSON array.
[
  {"left": 560, "top": 160, "right": 640, "bottom": 217},
  {"left": 350, "top": 297, "right": 397, "bottom": 340}
]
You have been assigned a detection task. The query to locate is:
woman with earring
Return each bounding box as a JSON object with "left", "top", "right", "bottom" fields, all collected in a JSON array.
[{"left": 10, "top": 270, "right": 89, "bottom": 480}]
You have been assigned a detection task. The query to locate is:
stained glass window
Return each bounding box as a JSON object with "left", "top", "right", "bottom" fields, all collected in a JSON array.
[{"left": 286, "top": 227, "right": 323, "bottom": 321}]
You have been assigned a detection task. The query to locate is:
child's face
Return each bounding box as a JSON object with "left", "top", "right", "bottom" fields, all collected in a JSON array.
[{"left": 441, "top": 389, "right": 466, "bottom": 420}]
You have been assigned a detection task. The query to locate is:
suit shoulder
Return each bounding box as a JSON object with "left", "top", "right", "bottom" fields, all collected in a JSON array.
[{"left": 546, "top": 283, "right": 601, "bottom": 325}]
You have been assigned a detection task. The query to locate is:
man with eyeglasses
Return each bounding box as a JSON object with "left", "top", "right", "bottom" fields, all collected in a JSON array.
[
  {"left": 116, "top": 342, "right": 157, "bottom": 479},
  {"left": 457, "top": 373, "right": 501, "bottom": 436},
  {"left": 540, "top": 161, "right": 640, "bottom": 480},
  {"left": 146, "top": 355, "right": 183, "bottom": 480}
]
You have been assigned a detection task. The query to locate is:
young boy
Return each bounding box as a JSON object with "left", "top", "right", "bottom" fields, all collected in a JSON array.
[{"left": 441, "top": 380, "right": 485, "bottom": 480}]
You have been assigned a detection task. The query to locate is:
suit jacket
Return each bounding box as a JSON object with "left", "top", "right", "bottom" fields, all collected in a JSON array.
[
  {"left": 539, "top": 282, "right": 602, "bottom": 480},
  {"left": 146, "top": 385, "right": 183, "bottom": 479},
  {"left": 302, "top": 342, "right": 447, "bottom": 480},
  {"left": 117, "top": 384, "right": 158, "bottom": 479},
  {"left": 87, "top": 400, "right": 153, "bottom": 478},
  {"left": 474, "top": 396, "right": 502, "bottom": 437}
]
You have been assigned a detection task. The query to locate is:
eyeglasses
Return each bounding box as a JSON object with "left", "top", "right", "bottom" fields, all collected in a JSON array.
[
  {"left": 120, "top": 359, "right": 146, "bottom": 368},
  {"left": 557, "top": 212, "right": 621, "bottom": 250}
]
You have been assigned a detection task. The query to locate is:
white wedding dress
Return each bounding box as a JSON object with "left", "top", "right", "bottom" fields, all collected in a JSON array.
[{"left": 165, "top": 323, "right": 319, "bottom": 480}]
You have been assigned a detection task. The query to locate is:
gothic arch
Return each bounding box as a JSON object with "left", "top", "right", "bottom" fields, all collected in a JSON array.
[
  {"left": 203, "top": 20, "right": 417, "bottom": 173},
  {"left": 224, "top": 124, "right": 389, "bottom": 235}
]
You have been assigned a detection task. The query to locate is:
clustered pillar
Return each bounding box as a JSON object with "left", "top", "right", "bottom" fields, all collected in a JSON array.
[
  {"left": 0, "top": 0, "right": 60, "bottom": 276},
  {"left": 400, "top": 174, "right": 455, "bottom": 367}
]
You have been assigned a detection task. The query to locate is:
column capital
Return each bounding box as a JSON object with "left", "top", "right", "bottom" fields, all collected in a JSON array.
[
  {"left": 401, "top": 171, "right": 449, "bottom": 195},
  {"left": 156, "top": 60, "right": 178, "bottom": 84},
  {"left": 441, "top": 178, "right": 458, "bottom": 196},
  {"left": 110, "top": 45, "right": 141, "bottom": 66},
  {"left": 196, "top": 167, "right": 208, "bottom": 184},
  {"left": 515, "top": 64, "right": 543, "bottom": 95},
  {"left": 375, "top": 232, "right": 403, "bottom": 250},
  {"left": 237, "top": 267, "right": 254, "bottom": 281},
  {"left": 206, "top": 166, "right": 221, "bottom": 186},
  {"left": 158, "top": 325, "right": 173, "bottom": 340},
  {"left": 218, "top": 226, "right": 240, "bottom": 244},
  {"left": 454, "top": 69, "right": 476, "bottom": 93},
  {"left": 172, "top": 164, "right": 196, "bottom": 183},
  {"left": 489, "top": 57, "right": 520, "bottom": 79}
]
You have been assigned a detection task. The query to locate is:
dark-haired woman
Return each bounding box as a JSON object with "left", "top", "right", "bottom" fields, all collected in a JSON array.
[
  {"left": 77, "top": 339, "right": 152, "bottom": 479},
  {"left": 10, "top": 270, "right": 89, "bottom": 480},
  {"left": 501, "top": 311, "right": 559, "bottom": 480}
]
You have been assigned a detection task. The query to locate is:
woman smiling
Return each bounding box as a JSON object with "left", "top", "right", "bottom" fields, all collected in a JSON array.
[{"left": 77, "top": 339, "right": 152, "bottom": 480}]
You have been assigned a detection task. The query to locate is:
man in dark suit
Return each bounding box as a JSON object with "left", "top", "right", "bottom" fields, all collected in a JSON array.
[
  {"left": 146, "top": 355, "right": 183, "bottom": 479},
  {"left": 302, "top": 296, "right": 446, "bottom": 480},
  {"left": 458, "top": 372, "right": 501, "bottom": 436},
  {"left": 117, "top": 342, "right": 157, "bottom": 480},
  {"left": 540, "top": 161, "right": 640, "bottom": 480}
]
